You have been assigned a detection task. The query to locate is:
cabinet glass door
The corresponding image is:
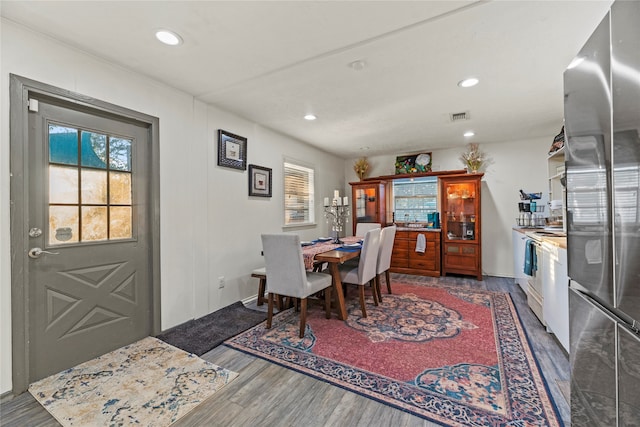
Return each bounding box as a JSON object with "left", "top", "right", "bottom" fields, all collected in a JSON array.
[{"left": 444, "top": 181, "right": 477, "bottom": 241}]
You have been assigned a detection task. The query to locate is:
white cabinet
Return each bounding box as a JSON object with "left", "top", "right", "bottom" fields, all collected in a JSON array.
[
  {"left": 542, "top": 242, "right": 569, "bottom": 352},
  {"left": 512, "top": 229, "right": 530, "bottom": 293}
]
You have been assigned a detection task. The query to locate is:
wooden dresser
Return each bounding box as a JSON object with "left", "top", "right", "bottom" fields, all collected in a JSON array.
[{"left": 390, "top": 229, "right": 441, "bottom": 277}]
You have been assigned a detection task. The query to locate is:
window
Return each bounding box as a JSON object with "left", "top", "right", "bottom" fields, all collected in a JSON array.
[
  {"left": 393, "top": 176, "right": 438, "bottom": 223},
  {"left": 48, "top": 123, "right": 133, "bottom": 245},
  {"left": 283, "top": 161, "right": 315, "bottom": 226}
]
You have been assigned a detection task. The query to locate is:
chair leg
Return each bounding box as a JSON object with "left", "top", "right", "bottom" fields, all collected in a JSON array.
[
  {"left": 325, "top": 286, "right": 332, "bottom": 319},
  {"left": 359, "top": 285, "right": 368, "bottom": 318},
  {"left": 257, "top": 277, "right": 266, "bottom": 306},
  {"left": 267, "top": 293, "right": 274, "bottom": 329},
  {"left": 299, "top": 298, "right": 308, "bottom": 338},
  {"left": 371, "top": 279, "right": 379, "bottom": 306},
  {"left": 385, "top": 270, "right": 392, "bottom": 294},
  {"left": 375, "top": 274, "right": 383, "bottom": 303}
]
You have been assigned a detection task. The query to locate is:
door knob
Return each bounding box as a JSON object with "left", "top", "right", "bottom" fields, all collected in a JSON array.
[{"left": 28, "top": 247, "right": 60, "bottom": 259}]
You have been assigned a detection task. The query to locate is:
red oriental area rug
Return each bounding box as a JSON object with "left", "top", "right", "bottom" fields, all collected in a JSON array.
[{"left": 224, "top": 282, "right": 563, "bottom": 426}]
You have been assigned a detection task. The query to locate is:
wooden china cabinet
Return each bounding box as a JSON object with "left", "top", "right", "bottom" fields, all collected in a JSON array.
[
  {"left": 439, "top": 173, "right": 483, "bottom": 280},
  {"left": 349, "top": 180, "right": 387, "bottom": 235}
]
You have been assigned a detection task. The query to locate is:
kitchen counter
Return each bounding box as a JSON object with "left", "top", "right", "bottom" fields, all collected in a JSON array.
[
  {"left": 513, "top": 227, "right": 567, "bottom": 249},
  {"left": 395, "top": 226, "right": 441, "bottom": 232}
]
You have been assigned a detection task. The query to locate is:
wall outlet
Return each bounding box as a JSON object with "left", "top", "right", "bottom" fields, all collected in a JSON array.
[{"left": 218, "top": 276, "right": 225, "bottom": 289}]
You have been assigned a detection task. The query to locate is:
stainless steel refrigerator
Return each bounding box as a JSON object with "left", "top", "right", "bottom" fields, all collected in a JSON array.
[{"left": 564, "top": 1, "right": 640, "bottom": 426}]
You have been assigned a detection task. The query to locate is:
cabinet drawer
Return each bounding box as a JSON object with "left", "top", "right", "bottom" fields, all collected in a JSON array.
[
  {"left": 409, "top": 242, "right": 435, "bottom": 257},
  {"left": 393, "top": 247, "right": 409, "bottom": 258},
  {"left": 409, "top": 258, "right": 436, "bottom": 270}
]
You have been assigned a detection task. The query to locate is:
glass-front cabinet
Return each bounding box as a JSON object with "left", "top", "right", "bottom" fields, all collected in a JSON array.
[
  {"left": 440, "top": 173, "right": 483, "bottom": 280},
  {"left": 350, "top": 180, "right": 387, "bottom": 235}
]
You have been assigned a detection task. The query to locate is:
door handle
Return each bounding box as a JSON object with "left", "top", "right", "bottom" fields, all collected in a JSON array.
[{"left": 28, "top": 247, "right": 60, "bottom": 259}]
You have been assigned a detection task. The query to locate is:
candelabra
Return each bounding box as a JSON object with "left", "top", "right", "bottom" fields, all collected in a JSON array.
[{"left": 324, "top": 192, "right": 350, "bottom": 244}]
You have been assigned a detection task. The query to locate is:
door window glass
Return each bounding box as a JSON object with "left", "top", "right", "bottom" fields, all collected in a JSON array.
[{"left": 48, "top": 123, "right": 133, "bottom": 245}]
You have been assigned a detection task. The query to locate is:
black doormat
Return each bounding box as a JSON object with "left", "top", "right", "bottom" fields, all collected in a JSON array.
[{"left": 156, "top": 301, "right": 267, "bottom": 356}]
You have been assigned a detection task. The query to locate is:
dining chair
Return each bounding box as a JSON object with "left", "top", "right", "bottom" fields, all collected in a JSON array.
[
  {"left": 338, "top": 228, "right": 381, "bottom": 318},
  {"left": 375, "top": 225, "right": 397, "bottom": 302},
  {"left": 355, "top": 222, "right": 381, "bottom": 237},
  {"left": 261, "top": 234, "right": 333, "bottom": 338}
]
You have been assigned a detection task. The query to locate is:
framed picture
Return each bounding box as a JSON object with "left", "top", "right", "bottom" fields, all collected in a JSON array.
[
  {"left": 395, "top": 152, "right": 432, "bottom": 174},
  {"left": 248, "top": 164, "right": 272, "bottom": 197},
  {"left": 218, "top": 129, "right": 247, "bottom": 170}
]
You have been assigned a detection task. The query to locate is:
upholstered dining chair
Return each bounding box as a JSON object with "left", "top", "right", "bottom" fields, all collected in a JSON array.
[
  {"left": 261, "top": 234, "right": 333, "bottom": 338},
  {"left": 375, "top": 225, "right": 397, "bottom": 302},
  {"left": 338, "top": 228, "right": 381, "bottom": 318},
  {"left": 355, "top": 222, "right": 381, "bottom": 237}
]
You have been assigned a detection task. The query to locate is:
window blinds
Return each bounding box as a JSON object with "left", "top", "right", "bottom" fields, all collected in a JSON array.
[{"left": 284, "top": 162, "right": 315, "bottom": 225}]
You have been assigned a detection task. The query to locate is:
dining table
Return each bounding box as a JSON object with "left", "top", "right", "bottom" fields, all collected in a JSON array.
[{"left": 302, "top": 236, "right": 361, "bottom": 321}]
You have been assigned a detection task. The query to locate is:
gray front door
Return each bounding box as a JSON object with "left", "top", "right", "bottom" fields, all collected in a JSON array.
[{"left": 10, "top": 76, "right": 160, "bottom": 391}]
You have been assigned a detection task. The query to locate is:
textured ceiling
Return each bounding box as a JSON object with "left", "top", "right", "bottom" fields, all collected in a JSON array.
[{"left": 1, "top": 1, "right": 613, "bottom": 158}]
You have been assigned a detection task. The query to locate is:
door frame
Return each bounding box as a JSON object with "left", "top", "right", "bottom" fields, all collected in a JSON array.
[{"left": 9, "top": 74, "right": 161, "bottom": 394}]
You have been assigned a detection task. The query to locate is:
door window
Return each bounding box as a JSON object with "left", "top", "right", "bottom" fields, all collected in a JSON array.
[{"left": 48, "top": 123, "right": 133, "bottom": 245}]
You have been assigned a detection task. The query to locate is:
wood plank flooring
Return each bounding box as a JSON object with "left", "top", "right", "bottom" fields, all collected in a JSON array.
[{"left": 0, "top": 274, "right": 569, "bottom": 427}]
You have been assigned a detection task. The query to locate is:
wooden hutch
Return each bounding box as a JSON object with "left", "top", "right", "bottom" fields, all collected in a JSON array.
[
  {"left": 439, "top": 173, "right": 483, "bottom": 280},
  {"left": 349, "top": 169, "right": 483, "bottom": 279}
]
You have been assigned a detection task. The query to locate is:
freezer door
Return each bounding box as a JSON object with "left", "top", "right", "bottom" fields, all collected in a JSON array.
[
  {"left": 611, "top": 1, "right": 640, "bottom": 323},
  {"left": 564, "top": 11, "right": 614, "bottom": 306},
  {"left": 617, "top": 325, "right": 640, "bottom": 424},
  {"left": 570, "top": 289, "right": 617, "bottom": 426}
]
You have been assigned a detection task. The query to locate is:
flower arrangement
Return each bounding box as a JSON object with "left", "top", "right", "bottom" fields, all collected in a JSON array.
[
  {"left": 460, "top": 143, "right": 484, "bottom": 173},
  {"left": 353, "top": 157, "right": 370, "bottom": 180}
]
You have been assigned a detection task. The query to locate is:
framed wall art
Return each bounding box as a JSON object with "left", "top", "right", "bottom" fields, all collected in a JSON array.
[
  {"left": 217, "top": 129, "right": 247, "bottom": 170},
  {"left": 395, "top": 152, "right": 432, "bottom": 174},
  {"left": 248, "top": 164, "right": 272, "bottom": 197}
]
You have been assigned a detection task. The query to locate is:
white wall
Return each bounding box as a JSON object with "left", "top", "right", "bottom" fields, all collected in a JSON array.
[
  {"left": 345, "top": 138, "right": 552, "bottom": 277},
  {"left": 0, "top": 20, "right": 343, "bottom": 394}
]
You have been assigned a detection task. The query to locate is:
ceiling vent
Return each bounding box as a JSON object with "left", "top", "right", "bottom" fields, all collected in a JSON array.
[{"left": 450, "top": 111, "right": 470, "bottom": 122}]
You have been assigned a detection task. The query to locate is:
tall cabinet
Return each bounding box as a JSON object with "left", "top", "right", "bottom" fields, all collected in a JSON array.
[
  {"left": 349, "top": 180, "right": 387, "bottom": 235},
  {"left": 440, "top": 173, "right": 483, "bottom": 280}
]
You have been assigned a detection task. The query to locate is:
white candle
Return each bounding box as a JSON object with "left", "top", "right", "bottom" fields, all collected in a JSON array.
[
  {"left": 336, "top": 198, "right": 342, "bottom": 206},
  {"left": 343, "top": 196, "right": 349, "bottom": 206},
  {"left": 334, "top": 190, "right": 340, "bottom": 199},
  {"left": 323, "top": 197, "right": 329, "bottom": 207}
]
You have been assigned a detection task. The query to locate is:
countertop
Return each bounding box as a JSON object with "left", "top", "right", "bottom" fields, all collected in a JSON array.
[
  {"left": 513, "top": 227, "right": 567, "bottom": 249},
  {"left": 396, "top": 227, "right": 441, "bottom": 232}
]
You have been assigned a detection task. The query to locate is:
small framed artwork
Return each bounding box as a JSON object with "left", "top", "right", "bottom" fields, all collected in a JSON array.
[
  {"left": 218, "top": 129, "right": 247, "bottom": 170},
  {"left": 248, "top": 164, "right": 272, "bottom": 197},
  {"left": 395, "top": 152, "right": 432, "bottom": 174}
]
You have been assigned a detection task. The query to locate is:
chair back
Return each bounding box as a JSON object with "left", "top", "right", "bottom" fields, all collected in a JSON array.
[
  {"left": 357, "top": 228, "right": 381, "bottom": 284},
  {"left": 377, "top": 225, "right": 397, "bottom": 274},
  {"left": 261, "top": 234, "right": 308, "bottom": 298},
  {"left": 355, "top": 222, "right": 381, "bottom": 237}
]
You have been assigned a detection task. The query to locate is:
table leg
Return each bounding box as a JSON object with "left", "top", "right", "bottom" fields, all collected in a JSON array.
[{"left": 328, "top": 262, "right": 347, "bottom": 320}]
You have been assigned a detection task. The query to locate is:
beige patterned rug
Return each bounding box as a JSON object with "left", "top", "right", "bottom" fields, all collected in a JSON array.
[{"left": 29, "top": 336, "right": 238, "bottom": 426}]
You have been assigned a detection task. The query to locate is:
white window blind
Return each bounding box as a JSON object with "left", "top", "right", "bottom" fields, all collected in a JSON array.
[
  {"left": 284, "top": 161, "right": 315, "bottom": 226},
  {"left": 393, "top": 176, "right": 438, "bottom": 222}
]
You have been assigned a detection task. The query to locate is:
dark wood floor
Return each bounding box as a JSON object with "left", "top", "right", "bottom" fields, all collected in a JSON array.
[{"left": 0, "top": 274, "right": 569, "bottom": 427}]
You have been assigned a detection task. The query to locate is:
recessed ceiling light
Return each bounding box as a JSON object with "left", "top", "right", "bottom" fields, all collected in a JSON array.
[
  {"left": 348, "top": 60, "right": 366, "bottom": 71},
  {"left": 155, "top": 30, "right": 183, "bottom": 46},
  {"left": 360, "top": 146, "right": 370, "bottom": 150},
  {"left": 458, "top": 77, "right": 479, "bottom": 88},
  {"left": 304, "top": 114, "right": 317, "bottom": 121},
  {"left": 464, "top": 131, "right": 475, "bottom": 137}
]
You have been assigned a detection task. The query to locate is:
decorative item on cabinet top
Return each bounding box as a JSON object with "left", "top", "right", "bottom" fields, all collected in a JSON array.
[
  {"left": 459, "top": 143, "right": 484, "bottom": 173},
  {"left": 353, "top": 157, "right": 370, "bottom": 180},
  {"left": 395, "top": 152, "right": 432, "bottom": 174}
]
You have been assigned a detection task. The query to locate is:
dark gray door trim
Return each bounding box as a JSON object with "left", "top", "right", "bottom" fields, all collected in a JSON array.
[{"left": 9, "top": 74, "right": 161, "bottom": 394}]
